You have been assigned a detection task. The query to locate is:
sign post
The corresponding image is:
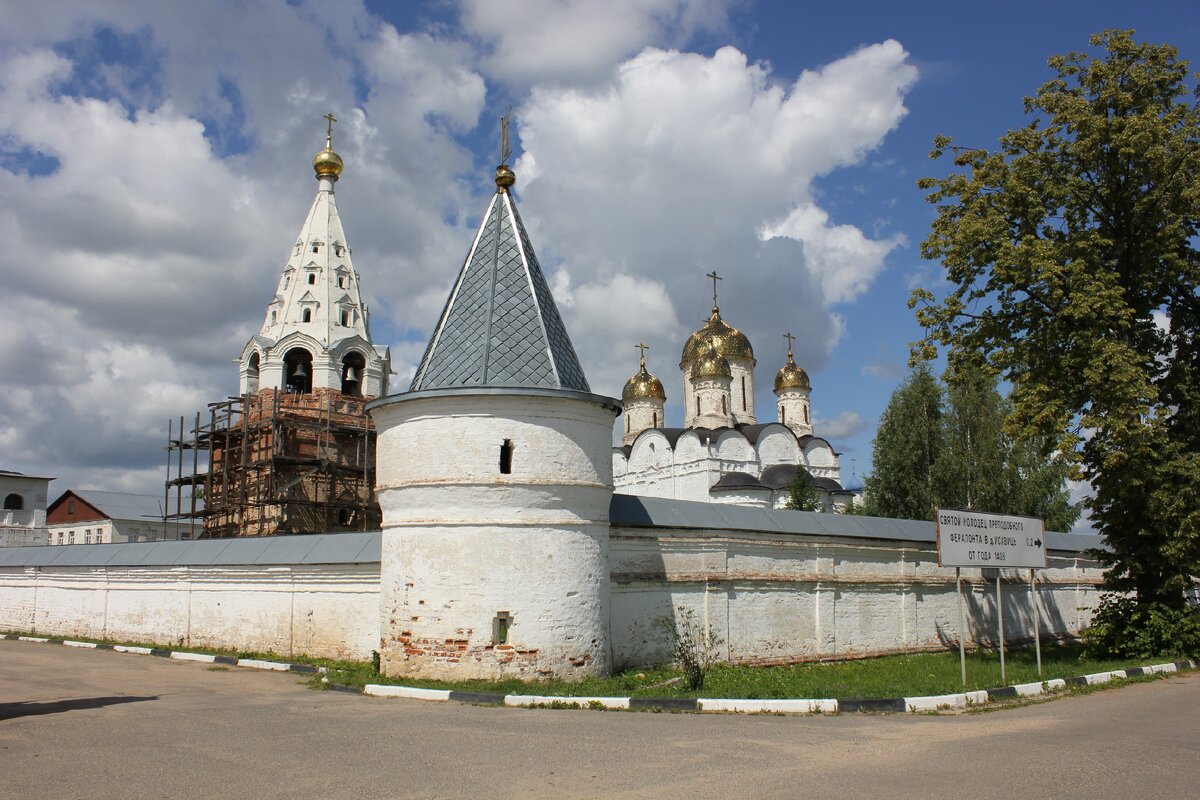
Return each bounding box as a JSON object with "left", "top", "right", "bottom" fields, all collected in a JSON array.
[
  {"left": 936, "top": 509, "right": 1046, "bottom": 689},
  {"left": 956, "top": 567, "right": 966, "bottom": 687},
  {"left": 1030, "top": 568, "right": 1042, "bottom": 677}
]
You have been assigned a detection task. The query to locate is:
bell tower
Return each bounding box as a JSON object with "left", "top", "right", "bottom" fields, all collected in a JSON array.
[{"left": 238, "top": 113, "right": 390, "bottom": 399}]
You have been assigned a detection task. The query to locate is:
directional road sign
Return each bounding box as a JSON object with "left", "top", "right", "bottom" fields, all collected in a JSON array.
[{"left": 935, "top": 508, "right": 1047, "bottom": 569}]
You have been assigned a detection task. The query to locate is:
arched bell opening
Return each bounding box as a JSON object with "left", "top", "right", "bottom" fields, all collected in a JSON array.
[
  {"left": 341, "top": 351, "right": 366, "bottom": 397},
  {"left": 246, "top": 352, "right": 261, "bottom": 395},
  {"left": 3, "top": 493, "right": 23, "bottom": 511},
  {"left": 284, "top": 348, "right": 313, "bottom": 395}
]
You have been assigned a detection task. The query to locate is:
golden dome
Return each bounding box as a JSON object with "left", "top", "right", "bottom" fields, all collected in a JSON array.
[
  {"left": 774, "top": 351, "right": 811, "bottom": 392},
  {"left": 622, "top": 358, "right": 666, "bottom": 402},
  {"left": 680, "top": 306, "right": 755, "bottom": 367},
  {"left": 691, "top": 344, "right": 732, "bottom": 380},
  {"left": 313, "top": 145, "right": 343, "bottom": 178}
]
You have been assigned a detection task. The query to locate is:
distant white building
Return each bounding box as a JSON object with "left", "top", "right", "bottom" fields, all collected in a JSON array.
[
  {"left": 0, "top": 470, "right": 53, "bottom": 546},
  {"left": 46, "top": 490, "right": 197, "bottom": 545},
  {"left": 613, "top": 307, "right": 852, "bottom": 511}
]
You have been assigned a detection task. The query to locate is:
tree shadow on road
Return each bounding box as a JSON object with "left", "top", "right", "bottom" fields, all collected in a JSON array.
[{"left": 0, "top": 695, "right": 158, "bottom": 721}]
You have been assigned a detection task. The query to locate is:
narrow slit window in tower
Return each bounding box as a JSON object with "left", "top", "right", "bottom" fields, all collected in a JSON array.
[
  {"left": 308, "top": 273, "right": 316, "bottom": 285},
  {"left": 741, "top": 376, "right": 747, "bottom": 411},
  {"left": 804, "top": 405, "right": 809, "bottom": 424},
  {"left": 301, "top": 308, "right": 312, "bottom": 323},
  {"left": 721, "top": 395, "right": 726, "bottom": 414},
  {"left": 499, "top": 439, "right": 514, "bottom": 474},
  {"left": 653, "top": 411, "right": 658, "bottom": 428},
  {"left": 695, "top": 396, "right": 700, "bottom": 416},
  {"left": 780, "top": 405, "right": 785, "bottom": 424}
]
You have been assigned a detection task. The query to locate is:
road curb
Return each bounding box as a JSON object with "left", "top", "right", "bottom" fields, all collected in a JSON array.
[{"left": 4, "top": 634, "right": 1194, "bottom": 715}]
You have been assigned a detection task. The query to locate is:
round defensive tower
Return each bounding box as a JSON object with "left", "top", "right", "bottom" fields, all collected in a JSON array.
[{"left": 368, "top": 163, "right": 620, "bottom": 680}]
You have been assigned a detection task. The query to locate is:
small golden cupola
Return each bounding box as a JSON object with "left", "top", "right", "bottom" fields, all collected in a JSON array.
[
  {"left": 774, "top": 351, "right": 810, "bottom": 392},
  {"left": 774, "top": 333, "right": 812, "bottom": 437},
  {"left": 622, "top": 344, "right": 666, "bottom": 446},
  {"left": 623, "top": 351, "right": 666, "bottom": 402},
  {"left": 312, "top": 112, "right": 344, "bottom": 180}
]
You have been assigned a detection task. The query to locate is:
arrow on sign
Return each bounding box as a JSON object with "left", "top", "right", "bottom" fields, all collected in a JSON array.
[{"left": 1034, "top": 538, "right": 1042, "bottom": 547}]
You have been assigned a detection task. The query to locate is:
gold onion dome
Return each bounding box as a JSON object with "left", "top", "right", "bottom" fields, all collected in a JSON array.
[
  {"left": 691, "top": 344, "right": 732, "bottom": 380},
  {"left": 680, "top": 306, "right": 755, "bottom": 366},
  {"left": 623, "top": 358, "right": 666, "bottom": 402},
  {"left": 313, "top": 144, "right": 343, "bottom": 178},
  {"left": 774, "top": 351, "right": 811, "bottom": 392}
]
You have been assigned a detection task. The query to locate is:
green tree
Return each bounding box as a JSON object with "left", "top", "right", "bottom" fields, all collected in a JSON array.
[
  {"left": 932, "top": 362, "right": 1008, "bottom": 514},
  {"left": 863, "top": 363, "right": 944, "bottom": 520},
  {"left": 912, "top": 31, "right": 1200, "bottom": 613},
  {"left": 934, "top": 362, "right": 1080, "bottom": 531},
  {"left": 786, "top": 468, "right": 822, "bottom": 511},
  {"left": 864, "top": 362, "right": 1078, "bottom": 529}
]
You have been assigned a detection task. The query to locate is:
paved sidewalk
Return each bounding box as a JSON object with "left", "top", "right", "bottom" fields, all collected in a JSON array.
[{"left": 2, "top": 639, "right": 1198, "bottom": 800}]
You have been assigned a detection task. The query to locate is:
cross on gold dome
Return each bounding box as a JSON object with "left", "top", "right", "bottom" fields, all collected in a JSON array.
[
  {"left": 636, "top": 341, "right": 650, "bottom": 366},
  {"left": 706, "top": 270, "right": 722, "bottom": 306},
  {"left": 324, "top": 112, "right": 337, "bottom": 146},
  {"left": 783, "top": 331, "right": 795, "bottom": 353}
]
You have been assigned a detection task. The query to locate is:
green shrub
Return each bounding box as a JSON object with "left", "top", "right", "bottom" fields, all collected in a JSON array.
[
  {"left": 1084, "top": 594, "right": 1200, "bottom": 660},
  {"left": 659, "top": 606, "right": 723, "bottom": 690}
]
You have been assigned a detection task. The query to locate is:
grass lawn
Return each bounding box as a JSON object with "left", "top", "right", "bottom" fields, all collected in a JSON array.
[
  {"left": 319, "top": 642, "right": 1170, "bottom": 699},
  {"left": 5, "top": 631, "right": 1175, "bottom": 700}
]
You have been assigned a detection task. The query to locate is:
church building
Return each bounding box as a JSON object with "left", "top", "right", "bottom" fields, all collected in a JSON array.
[{"left": 613, "top": 298, "right": 851, "bottom": 511}]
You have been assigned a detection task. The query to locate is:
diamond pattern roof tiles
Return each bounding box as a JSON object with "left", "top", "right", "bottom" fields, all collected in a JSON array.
[{"left": 411, "top": 190, "right": 590, "bottom": 392}]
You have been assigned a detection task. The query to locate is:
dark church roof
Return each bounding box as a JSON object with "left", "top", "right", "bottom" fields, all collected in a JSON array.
[
  {"left": 711, "top": 471, "right": 769, "bottom": 491},
  {"left": 409, "top": 179, "right": 589, "bottom": 393},
  {"left": 760, "top": 463, "right": 846, "bottom": 493}
]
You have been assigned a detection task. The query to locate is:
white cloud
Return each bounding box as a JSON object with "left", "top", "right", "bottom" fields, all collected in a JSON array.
[
  {"left": 513, "top": 41, "right": 916, "bottom": 421},
  {"left": 0, "top": 5, "right": 919, "bottom": 494},
  {"left": 813, "top": 410, "right": 868, "bottom": 439},
  {"left": 760, "top": 203, "right": 904, "bottom": 304},
  {"left": 861, "top": 360, "right": 903, "bottom": 380},
  {"left": 0, "top": 4, "right": 488, "bottom": 493},
  {"left": 459, "top": 0, "right": 734, "bottom": 85}
]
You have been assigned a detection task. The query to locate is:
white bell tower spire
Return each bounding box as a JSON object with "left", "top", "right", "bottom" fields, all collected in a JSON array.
[{"left": 238, "top": 115, "right": 390, "bottom": 399}]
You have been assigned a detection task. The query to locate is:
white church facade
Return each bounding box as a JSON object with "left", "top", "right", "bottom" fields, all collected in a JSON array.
[{"left": 613, "top": 309, "right": 852, "bottom": 512}]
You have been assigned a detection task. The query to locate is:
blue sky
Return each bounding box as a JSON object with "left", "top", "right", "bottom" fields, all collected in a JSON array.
[{"left": 1, "top": 1, "right": 1196, "bottom": 521}]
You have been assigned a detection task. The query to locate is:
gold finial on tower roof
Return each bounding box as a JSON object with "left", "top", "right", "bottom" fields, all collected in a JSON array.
[{"left": 313, "top": 112, "right": 343, "bottom": 179}]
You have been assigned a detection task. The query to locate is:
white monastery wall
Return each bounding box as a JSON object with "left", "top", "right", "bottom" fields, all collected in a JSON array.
[
  {"left": 607, "top": 519, "right": 1104, "bottom": 670},
  {"left": 0, "top": 538, "right": 379, "bottom": 659},
  {"left": 0, "top": 500, "right": 1105, "bottom": 674}
]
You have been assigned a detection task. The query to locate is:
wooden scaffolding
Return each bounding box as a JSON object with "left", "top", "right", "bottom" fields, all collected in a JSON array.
[{"left": 164, "top": 389, "right": 379, "bottom": 537}]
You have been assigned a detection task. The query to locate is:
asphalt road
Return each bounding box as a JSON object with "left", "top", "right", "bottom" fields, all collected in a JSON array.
[{"left": 1, "top": 639, "right": 1197, "bottom": 800}]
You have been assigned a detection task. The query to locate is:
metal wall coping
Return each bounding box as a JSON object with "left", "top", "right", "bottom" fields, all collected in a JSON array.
[
  {"left": 0, "top": 530, "right": 381, "bottom": 568},
  {"left": 608, "top": 495, "right": 1106, "bottom": 555},
  {"left": 0, "top": 496, "right": 1105, "bottom": 567}
]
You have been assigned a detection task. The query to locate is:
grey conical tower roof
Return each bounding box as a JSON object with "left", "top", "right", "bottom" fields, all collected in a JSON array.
[{"left": 410, "top": 183, "right": 590, "bottom": 392}]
